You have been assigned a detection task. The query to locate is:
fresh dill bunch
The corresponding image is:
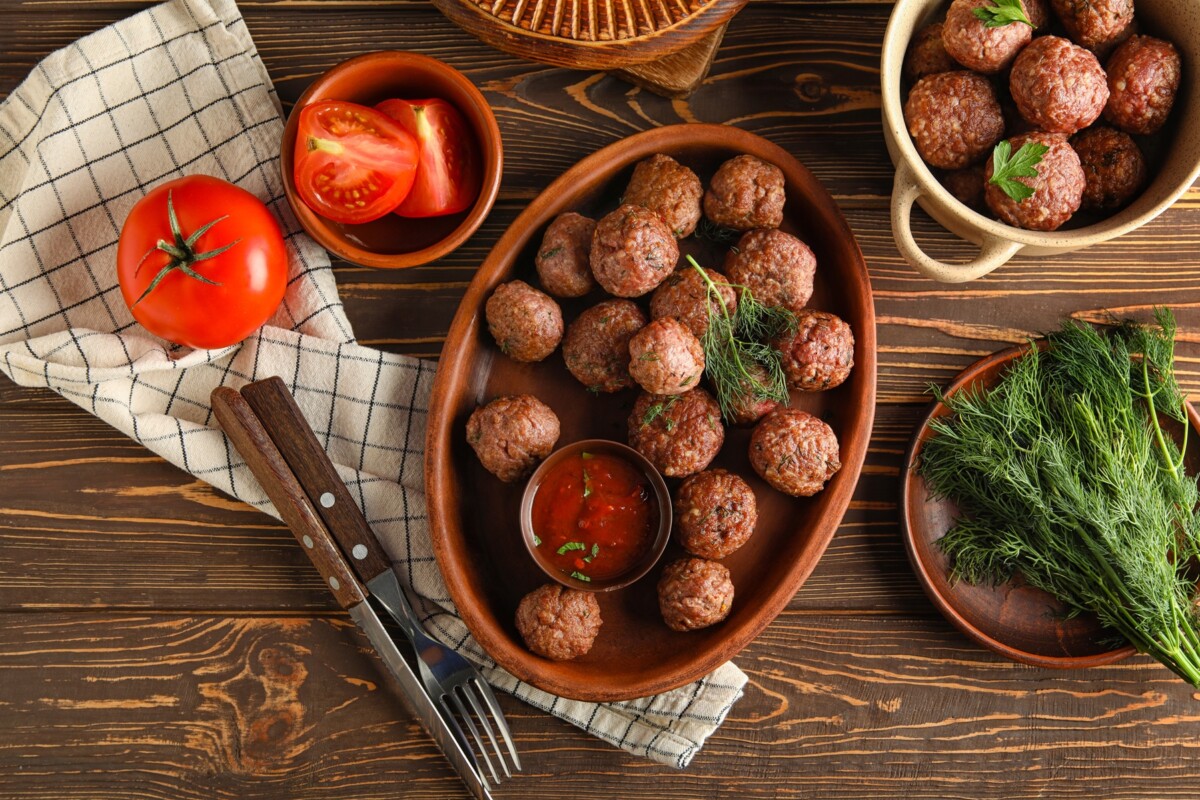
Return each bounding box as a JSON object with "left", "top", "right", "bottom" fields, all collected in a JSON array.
[
  {"left": 686, "top": 255, "right": 795, "bottom": 421},
  {"left": 918, "top": 309, "right": 1200, "bottom": 685},
  {"left": 693, "top": 217, "right": 740, "bottom": 247}
]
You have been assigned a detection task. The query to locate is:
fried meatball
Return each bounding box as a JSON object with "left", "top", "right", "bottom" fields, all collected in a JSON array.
[
  {"left": 1071, "top": 125, "right": 1148, "bottom": 212},
  {"left": 628, "top": 389, "right": 724, "bottom": 478},
  {"left": 674, "top": 470, "right": 757, "bottom": 559},
  {"left": 750, "top": 408, "right": 841, "bottom": 497},
  {"left": 590, "top": 204, "right": 679, "bottom": 297},
  {"left": 725, "top": 362, "right": 786, "bottom": 426},
  {"left": 535, "top": 212, "right": 597, "bottom": 298},
  {"left": 724, "top": 228, "right": 817, "bottom": 314},
  {"left": 905, "top": 23, "right": 959, "bottom": 81},
  {"left": 658, "top": 557, "right": 735, "bottom": 631},
  {"left": 941, "top": 164, "right": 987, "bottom": 212},
  {"left": 1104, "top": 35, "right": 1182, "bottom": 136},
  {"left": 1051, "top": 0, "right": 1134, "bottom": 53},
  {"left": 628, "top": 318, "right": 705, "bottom": 395},
  {"left": 563, "top": 299, "right": 646, "bottom": 393},
  {"left": 650, "top": 266, "right": 736, "bottom": 338},
  {"left": 515, "top": 584, "right": 601, "bottom": 661},
  {"left": 467, "top": 395, "right": 560, "bottom": 482},
  {"left": 485, "top": 280, "right": 563, "bottom": 362},
  {"left": 703, "top": 155, "right": 786, "bottom": 231},
  {"left": 942, "top": 0, "right": 1032, "bottom": 74},
  {"left": 623, "top": 153, "right": 704, "bottom": 238},
  {"left": 1023, "top": 0, "right": 1051, "bottom": 30},
  {"left": 1010, "top": 37, "right": 1109, "bottom": 135},
  {"left": 985, "top": 132, "right": 1085, "bottom": 231},
  {"left": 905, "top": 71, "right": 1006, "bottom": 170},
  {"left": 774, "top": 309, "right": 855, "bottom": 391}
]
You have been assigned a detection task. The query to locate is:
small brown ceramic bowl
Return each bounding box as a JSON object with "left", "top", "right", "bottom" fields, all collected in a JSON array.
[
  {"left": 280, "top": 51, "right": 502, "bottom": 269},
  {"left": 519, "top": 440, "right": 672, "bottom": 593},
  {"left": 882, "top": 0, "right": 1200, "bottom": 282},
  {"left": 902, "top": 343, "right": 1200, "bottom": 667}
]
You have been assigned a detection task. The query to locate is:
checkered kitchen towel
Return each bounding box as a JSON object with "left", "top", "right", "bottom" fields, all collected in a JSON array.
[{"left": 0, "top": 0, "right": 746, "bottom": 768}]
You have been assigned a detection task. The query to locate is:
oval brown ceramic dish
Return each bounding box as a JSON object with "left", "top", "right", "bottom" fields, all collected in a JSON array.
[
  {"left": 426, "top": 123, "right": 876, "bottom": 702},
  {"left": 520, "top": 439, "right": 672, "bottom": 593},
  {"left": 902, "top": 343, "right": 1200, "bottom": 667},
  {"left": 279, "top": 51, "right": 502, "bottom": 269}
]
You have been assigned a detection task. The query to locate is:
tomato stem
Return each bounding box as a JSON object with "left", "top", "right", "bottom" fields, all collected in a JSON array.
[{"left": 133, "top": 191, "right": 239, "bottom": 307}]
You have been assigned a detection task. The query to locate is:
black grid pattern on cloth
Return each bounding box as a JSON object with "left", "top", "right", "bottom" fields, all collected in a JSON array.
[{"left": 0, "top": 0, "right": 747, "bottom": 768}]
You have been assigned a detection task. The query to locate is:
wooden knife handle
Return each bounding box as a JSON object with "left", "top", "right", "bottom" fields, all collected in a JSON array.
[
  {"left": 211, "top": 387, "right": 367, "bottom": 610},
  {"left": 240, "top": 377, "right": 392, "bottom": 583}
]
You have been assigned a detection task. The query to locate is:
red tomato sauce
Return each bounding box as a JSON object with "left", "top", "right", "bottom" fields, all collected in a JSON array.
[{"left": 530, "top": 451, "right": 658, "bottom": 583}]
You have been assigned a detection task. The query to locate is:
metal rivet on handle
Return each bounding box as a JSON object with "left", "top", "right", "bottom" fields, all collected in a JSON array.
[
  {"left": 320, "top": 492, "right": 335, "bottom": 508},
  {"left": 329, "top": 576, "right": 340, "bottom": 591},
  {"left": 352, "top": 544, "right": 368, "bottom": 560},
  {"left": 302, "top": 535, "right": 314, "bottom": 549}
]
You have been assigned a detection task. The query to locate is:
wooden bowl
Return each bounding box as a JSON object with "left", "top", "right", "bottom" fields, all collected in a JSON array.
[
  {"left": 881, "top": 0, "right": 1200, "bottom": 282},
  {"left": 901, "top": 343, "right": 1200, "bottom": 667},
  {"left": 431, "top": 0, "right": 748, "bottom": 71},
  {"left": 279, "top": 51, "right": 502, "bottom": 269},
  {"left": 426, "top": 123, "right": 877, "bottom": 701},
  {"left": 519, "top": 439, "right": 672, "bottom": 593}
]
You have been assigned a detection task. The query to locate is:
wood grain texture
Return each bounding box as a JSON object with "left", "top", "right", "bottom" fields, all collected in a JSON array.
[{"left": 2, "top": 0, "right": 1200, "bottom": 797}]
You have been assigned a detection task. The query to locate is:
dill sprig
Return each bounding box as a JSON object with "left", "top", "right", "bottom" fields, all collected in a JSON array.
[
  {"left": 687, "top": 255, "right": 795, "bottom": 421},
  {"left": 918, "top": 309, "right": 1200, "bottom": 685},
  {"left": 694, "top": 217, "right": 740, "bottom": 247}
]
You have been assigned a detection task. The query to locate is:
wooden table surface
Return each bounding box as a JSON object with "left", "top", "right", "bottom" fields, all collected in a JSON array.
[{"left": 4, "top": 1, "right": 1200, "bottom": 798}]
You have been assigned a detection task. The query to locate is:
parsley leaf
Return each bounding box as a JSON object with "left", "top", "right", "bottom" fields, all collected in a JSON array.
[
  {"left": 557, "top": 541, "right": 587, "bottom": 555},
  {"left": 972, "top": 0, "right": 1033, "bottom": 28},
  {"left": 570, "top": 571, "right": 591, "bottom": 582},
  {"left": 989, "top": 139, "right": 1049, "bottom": 203}
]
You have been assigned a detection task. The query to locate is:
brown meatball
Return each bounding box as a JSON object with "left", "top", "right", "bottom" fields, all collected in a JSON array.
[
  {"left": 1023, "top": 0, "right": 1051, "bottom": 30},
  {"left": 674, "top": 470, "right": 757, "bottom": 559},
  {"left": 658, "top": 558, "right": 735, "bottom": 632},
  {"left": 515, "top": 584, "right": 602, "bottom": 661},
  {"left": 905, "top": 23, "right": 958, "bottom": 81},
  {"left": 1051, "top": 0, "right": 1134, "bottom": 53},
  {"left": 905, "top": 72, "right": 1006, "bottom": 170},
  {"left": 1104, "top": 36, "right": 1182, "bottom": 136},
  {"left": 942, "top": 0, "right": 1032, "bottom": 74},
  {"left": 623, "top": 153, "right": 704, "bottom": 238},
  {"left": 941, "top": 164, "right": 987, "bottom": 212},
  {"left": 724, "top": 228, "right": 817, "bottom": 314},
  {"left": 590, "top": 204, "right": 679, "bottom": 297},
  {"left": 628, "top": 389, "right": 724, "bottom": 478},
  {"left": 467, "top": 395, "right": 560, "bottom": 482},
  {"left": 1010, "top": 37, "right": 1109, "bottom": 135},
  {"left": 703, "top": 155, "right": 786, "bottom": 231},
  {"left": 725, "top": 362, "right": 786, "bottom": 426},
  {"left": 1071, "top": 125, "right": 1148, "bottom": 212},
  {"left": 650, "top": 265, "right": 736, "bottom": 338},
  {"left": 628, "top": 318, "right": 705, "bottom": 395},
  {"left": 774, "top": 309, "right": 855, "bottom": 391},
  {"left": 985, "top": 132, "right": 1085, "bottom": 231},
  {"left": 535, "top": 212, "right": 597, "bottom": 298},
  {"left": 485, "top": 280, "right": 563, "bottom": 362},
  {"left": 563, "top": 299, "right": 646, "bottom": 393},
  {"left": 749, "top": 408, "right": 841, "bottom": 497}
]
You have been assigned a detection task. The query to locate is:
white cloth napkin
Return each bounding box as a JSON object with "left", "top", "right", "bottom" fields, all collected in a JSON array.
[{"left": 0, "top": 0, "right": 747, "bottom": 769}]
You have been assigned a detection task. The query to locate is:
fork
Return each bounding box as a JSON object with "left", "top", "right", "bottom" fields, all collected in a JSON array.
[
  {"left": 236, "top": 377, "right": 521, "bottom": 790},
  {"left": 370, "top": 577, "right": 522, "bottom": 787}
]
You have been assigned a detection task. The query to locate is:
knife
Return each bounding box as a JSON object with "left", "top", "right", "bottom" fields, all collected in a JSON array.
[{"left": 211, "top": 387, "right": 493, "bottom": 800}]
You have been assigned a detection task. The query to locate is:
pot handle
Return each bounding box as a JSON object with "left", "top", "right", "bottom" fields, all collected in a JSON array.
[{"left": 891, "top": 161, "right": 1022, "bottom": 283}]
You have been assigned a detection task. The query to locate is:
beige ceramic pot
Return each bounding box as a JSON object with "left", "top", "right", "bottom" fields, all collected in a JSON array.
[{"left": 881, "top": 0, "right": 1200, "bottom": 283}]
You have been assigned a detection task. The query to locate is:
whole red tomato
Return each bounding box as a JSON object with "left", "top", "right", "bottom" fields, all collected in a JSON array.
[
  {"left": 116, "top": 175, "right": 288, "bottom": 349},
  {"left": 375, "top": 98, "right": 480, "bottom": 218}
]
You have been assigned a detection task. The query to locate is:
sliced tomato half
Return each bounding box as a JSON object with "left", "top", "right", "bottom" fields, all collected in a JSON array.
[
  {"left": 294, "top": 101, "right": 419, "bottom": 224},
  {"left": 376, "top": 98, "right": 481, "bottom": 218}
]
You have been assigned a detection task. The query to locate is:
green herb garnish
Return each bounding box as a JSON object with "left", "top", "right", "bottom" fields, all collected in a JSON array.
[
  {"left": 539, "top": 246, "right": 563, "bottom": 260},
  {"left": 641, "top": 395, "right": 679, "bottom": 427},
  {"left": 557, "top": 541, "right": 587, "bottom": 555},
  {"left": 971, "top": 0, "right": 1033, "bottom": 27},
  {"left": 586, "top": 543, "right": 600, "bottom": 563},
  {"left": 694, "top": 216, "right": 739, "bottom": 245},
  {"left": 581, "top": 451, "right": 594, "bottom": 459},
  {"left": 688, "top": 255, "right": 795, "bottom": 422},
  {"left": 570, "top": 571, "right": 591, "bottom": 582},
  {"left": 989, "top": 139, "right": 1049, "bottom": 203},
  {"left": 919, "top": 309, "right": 1200, "bottom": 686},
  {"left": 532, "top": 534, "right": 541, "bottom": 547},
  {"left": 583, "top": 468, "right": 593, "bottom": 498}
]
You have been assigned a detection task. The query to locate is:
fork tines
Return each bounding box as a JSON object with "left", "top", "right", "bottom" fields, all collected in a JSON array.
[{"left": 441, "top": 677, "right": 521, "bottom": 787}]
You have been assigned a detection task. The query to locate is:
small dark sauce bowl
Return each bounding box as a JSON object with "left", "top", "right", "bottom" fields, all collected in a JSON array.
[{"left": 520, "top": 439, "right": 672, "bottom": 593}]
